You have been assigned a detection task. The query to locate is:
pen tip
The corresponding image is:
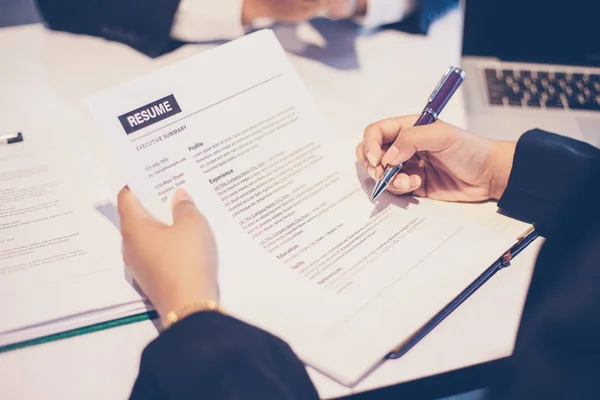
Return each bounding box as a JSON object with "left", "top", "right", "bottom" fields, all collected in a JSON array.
[{"left": 370, "top": 181, "right": 386, "bottom": 202}]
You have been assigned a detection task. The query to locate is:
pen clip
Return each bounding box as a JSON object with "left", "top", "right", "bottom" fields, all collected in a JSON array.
[
  {"left": 427, "top": 67, "right": 454, "bottom": 103},
  {"left": 502, "top": 225, "right": 537, "bottom": 266}
]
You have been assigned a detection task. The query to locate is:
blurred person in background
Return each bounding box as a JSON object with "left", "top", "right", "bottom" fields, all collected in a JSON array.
[{"left": 35, "top": 0, "right": 457, "bottom": 57}]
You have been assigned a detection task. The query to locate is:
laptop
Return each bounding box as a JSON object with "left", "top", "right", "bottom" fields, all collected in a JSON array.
[{"left": 461, "top": 0, "right": 600, "bottom": 146}]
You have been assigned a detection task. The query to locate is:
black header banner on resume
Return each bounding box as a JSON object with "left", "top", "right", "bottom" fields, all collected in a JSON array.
[{"left": 118, "top": 94, "right": 182, "bottom": 134}]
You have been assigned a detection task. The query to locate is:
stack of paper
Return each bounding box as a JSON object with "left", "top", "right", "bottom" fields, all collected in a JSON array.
[{"left": 0, "top": 140, "right": 147, "bottom": 348}]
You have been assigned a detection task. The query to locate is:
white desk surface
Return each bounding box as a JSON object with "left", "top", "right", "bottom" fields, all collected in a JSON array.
[{"left": 0, "top": 10, "right": 539, "bottom": 399}]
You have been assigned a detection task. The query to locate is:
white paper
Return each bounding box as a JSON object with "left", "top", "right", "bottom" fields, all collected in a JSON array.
[
  {"left": 0, "top": 140, "right": 144, "bottom": 345},
  {"left": 312, "top": 237, "right": 543, "bottom": 399},
  {"left": 86, "top": 30, "right": 516, "bottom": 385}
]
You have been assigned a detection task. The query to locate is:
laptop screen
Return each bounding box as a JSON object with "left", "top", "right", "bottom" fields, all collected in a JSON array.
[{"left": 462, "top": 0, "right": 600, "bottom": 67}]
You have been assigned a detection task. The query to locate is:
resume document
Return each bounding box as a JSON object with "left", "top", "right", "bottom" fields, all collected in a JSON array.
[{"left": 87, "top": 31, "right": 516, "bottom": 385}]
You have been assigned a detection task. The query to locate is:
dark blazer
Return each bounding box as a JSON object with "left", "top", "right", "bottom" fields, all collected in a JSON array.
[
  {"left": 35, "top": 0, "right": 457, "bottom": 58},
  {"left": 487, "top": 130, "right": 600, "bottom": 400},
  {"left": 130, "top": 129, "right": 600, "bottom": 399},
  {"left": 36, "top": 0, "right": 182, "bottom": 58}
]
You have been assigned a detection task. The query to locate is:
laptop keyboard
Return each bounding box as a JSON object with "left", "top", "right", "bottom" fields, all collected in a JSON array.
[{"left": 485, "top": 68, "right": 600, "bottom": 111}]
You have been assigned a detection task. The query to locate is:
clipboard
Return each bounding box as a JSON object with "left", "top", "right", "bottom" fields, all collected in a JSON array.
[
  {"left": 0, "top": 311, "right": 158, "bottom": 354},
  {"left": 385, "top": 225, "right": 539, "bottom": 360},
  {"left": 1, "top": 227, "right": 540, "bottom": 365}
]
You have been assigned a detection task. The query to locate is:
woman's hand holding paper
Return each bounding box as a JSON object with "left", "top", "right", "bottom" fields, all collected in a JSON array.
[{"left": 117, "top": 187, "right": 219, "bottom": 319}]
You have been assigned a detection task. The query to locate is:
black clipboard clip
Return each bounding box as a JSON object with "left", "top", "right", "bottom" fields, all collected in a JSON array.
[{"left": 385, "top": 226, "right": 540, "bottom": 360}]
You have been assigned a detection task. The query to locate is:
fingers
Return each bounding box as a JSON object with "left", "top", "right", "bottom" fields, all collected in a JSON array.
[
  {"left": 361, "top": 115, "right": 420, "bottom": 169},
  {"left": 285, "top": 0, "right": 327, "bottom": 21},
  {"left": 385, "top": 158, "right": 427, "bottom": 196},
  {"left": 118, "top": 186, "right": 152, "bottom": 235},
  {"left": 386, "top": 173, "right": 422, "bottom": 195},
  {"left": 171, "top": 188, "right": 203, "bottom": 224},
  {"left": 118, "top": 186, "right": 203, "bottom": 231},
  {"left": 381, "top": 121, "right": 457, "bottom": 167},
  {"left": 325, "top": 0, "right": 355, "bottom": 18},
  {"left": 356, "top": 142, "right": 384, "bottom": 179}
]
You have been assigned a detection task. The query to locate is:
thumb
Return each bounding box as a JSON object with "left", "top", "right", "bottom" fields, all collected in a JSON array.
[
  {"left": 171, "top": 188, "right": 201, "bottom": 224},
  {"left": 381, "top": 121, "right": 457, "bottom": 167},
  {"left": 117, "top": 186, "right": 151, "bottom": 234}
]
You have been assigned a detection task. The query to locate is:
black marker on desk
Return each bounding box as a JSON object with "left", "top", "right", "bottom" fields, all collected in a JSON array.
[{"left": 0, "top": 132, "right": 23, "bottom": 145}]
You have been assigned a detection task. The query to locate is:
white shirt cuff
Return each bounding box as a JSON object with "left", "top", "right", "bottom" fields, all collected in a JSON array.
[
  {"left": 361, "top": 0, "right": 415, "bottom": 29},
  {"left": 171, "top": 0, "right": 245, "bottom": 42}
]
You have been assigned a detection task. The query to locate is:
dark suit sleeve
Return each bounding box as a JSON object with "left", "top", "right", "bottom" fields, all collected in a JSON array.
[
  {"left": 487, "top": 144, "right": 600, "bottom": 399},
  {"left": 35, "top": 0, "right": 181, "bottom": 57},
  {"left": 498, "top": 129, "right": 600, "bottom": 235},
  {"left": 130, "top": 311, "right": 319, "bottom": 400},
  {"left": 382, "top": 0, "right": 459, "bottom": 35}
]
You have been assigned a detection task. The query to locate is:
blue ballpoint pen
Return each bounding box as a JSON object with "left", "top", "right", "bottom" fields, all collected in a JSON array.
[{"left": 370, "top": 67, "right": 466, "bottom": 201}]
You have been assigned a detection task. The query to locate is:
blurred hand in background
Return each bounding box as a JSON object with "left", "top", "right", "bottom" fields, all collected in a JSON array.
[{"left": 242, "top": 0, "right": 328, "bottom": 23}]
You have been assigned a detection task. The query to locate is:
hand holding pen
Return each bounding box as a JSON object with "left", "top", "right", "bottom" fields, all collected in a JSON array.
[
  {"left": 356, "top": 67, "right": 515, "bottom": 203},
  {"left": 369, "top": 67, "right": 465, "bottom": 201}
]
